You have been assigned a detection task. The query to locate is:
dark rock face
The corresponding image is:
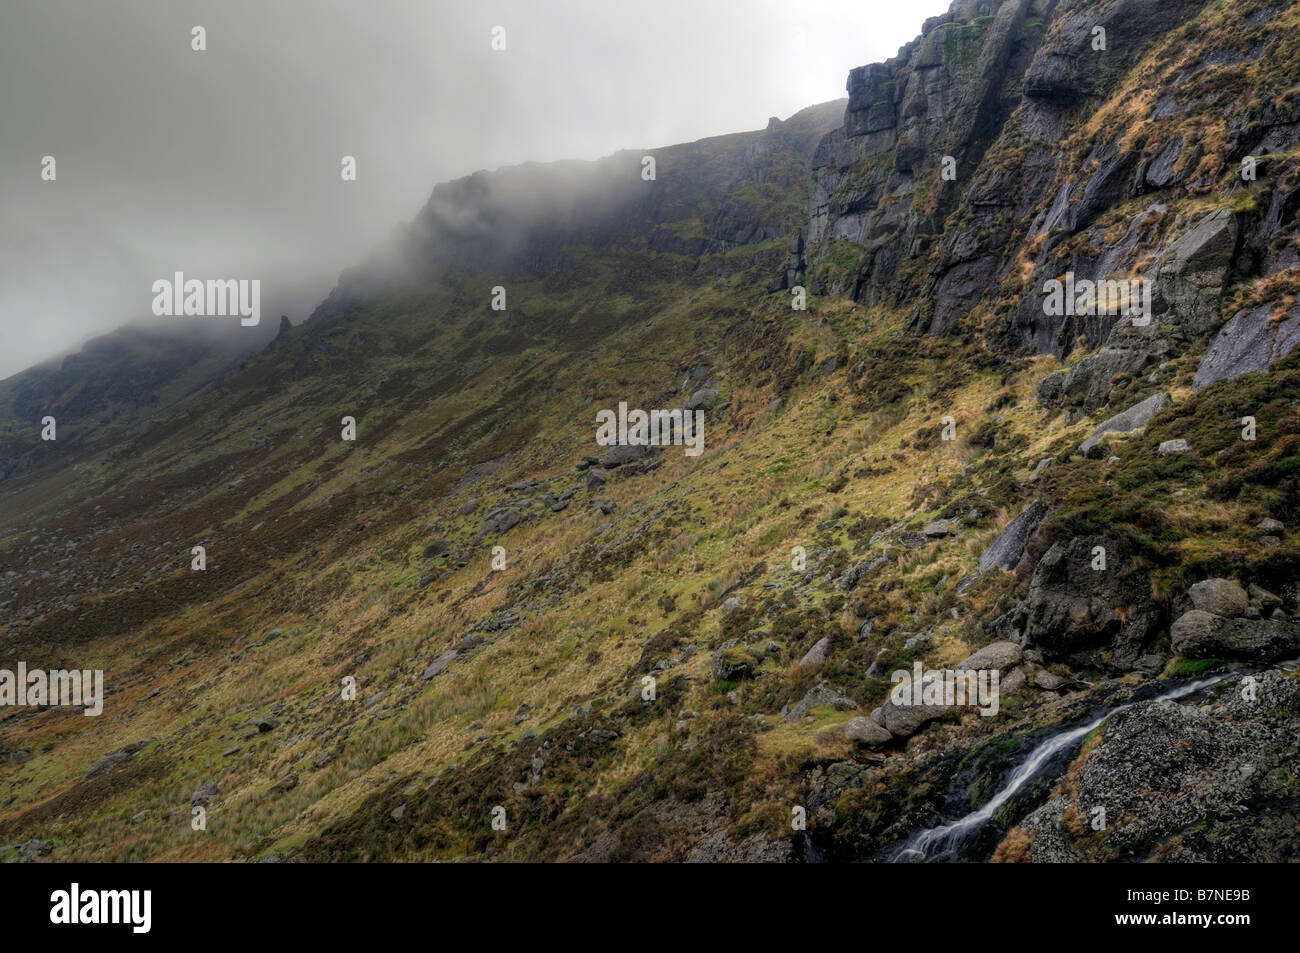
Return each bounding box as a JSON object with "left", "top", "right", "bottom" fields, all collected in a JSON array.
[
  {"left": 977, "top": 500, "right": 1048, "bottom": 573},
  {"left": 1023, "top": 536, "right": 1161, "bottom": 669},
  {"left": 1192, "top": 303, "right": 1300, "bottom": 391}
]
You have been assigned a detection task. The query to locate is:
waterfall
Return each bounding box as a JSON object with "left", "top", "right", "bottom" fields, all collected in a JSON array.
[{"left": 891, "top": 673, "right": 1234, "bottom": 862}]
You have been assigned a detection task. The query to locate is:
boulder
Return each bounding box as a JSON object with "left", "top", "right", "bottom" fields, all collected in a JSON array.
[
  {"left": 422, "top": 649, "right": 458, "bottom": 680},
  {"left": 268, "top": 773, "right": 299, "bottom": 796},
  {"left": 843, "top": 716, "right": 892, "bottom": 747},
  {"left": 599, "top": 444, "right": 651, "bottom": 468},
  {"left": 1079, "top": 393, "right": 1170, "bottom": 458},
  {"left": 956, "top": 641, "right": 1022, "bottom": 673},
  {"left": 923, "top": 519, "right": 954, "bottom": 538},
  {"left": 800, "top": 637, "right": 830, "bottom": 668},
  {"left": 685, "top": 387, "right": 720, "bottom": 411},
  {"left": 422, "top": 539, "right": 451, "bottom": 558},
  {"left": 1186, "top": 578, "right": 1249, "bottom": 618},
  {"left": 85, "top": 749, "right": 132, "bottom": 780},
  {"left": 784, "top": 681, "right": 857, "bottom": 722},
  {"left": 1157, "top": 438, "right": 1189, "bottom": 455},
  {"left": 1171, "top": 610, "right": 1300, "bottom": 662},
  {"left": 870, "top": 697, "right": 952, "bottom": 738}
]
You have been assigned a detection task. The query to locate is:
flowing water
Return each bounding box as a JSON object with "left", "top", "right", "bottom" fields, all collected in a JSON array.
[{"left": 891, "top": 673, "right": 1235, "bottom": 862}]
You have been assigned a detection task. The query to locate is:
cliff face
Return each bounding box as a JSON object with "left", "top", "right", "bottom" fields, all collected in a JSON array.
[{"left": 788, "top": 0, "right": 1300, "bottom": 378}]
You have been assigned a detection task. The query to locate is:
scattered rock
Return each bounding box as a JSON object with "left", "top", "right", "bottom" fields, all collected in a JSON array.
[
  {"left": 191, "top": 780, "right": 219, "bottom": 806},
  {"left": 268, "top": 773, "right": 299, "bottom": 796},
  {"left": 422, "top": 649, "right": 458, "bottom": 680}
]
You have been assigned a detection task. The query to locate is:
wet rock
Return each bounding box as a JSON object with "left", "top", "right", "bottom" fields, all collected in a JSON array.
[{"left": 1049, "top": 673, "right": 1300, "bottom": 860}]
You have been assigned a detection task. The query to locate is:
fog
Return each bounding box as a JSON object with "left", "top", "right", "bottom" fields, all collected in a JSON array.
[{"left": 0, "top": 0, "right": 951, "bottom": 379}]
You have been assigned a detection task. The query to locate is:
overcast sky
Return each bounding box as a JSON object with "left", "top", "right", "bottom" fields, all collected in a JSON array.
[{"left": 0, "top": 0, "right": 951, "bottom": 379}]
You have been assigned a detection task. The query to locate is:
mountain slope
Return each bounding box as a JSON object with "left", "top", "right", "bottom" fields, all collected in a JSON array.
[{"left": 3, "top": 0, "right": 1300, "bottom": 864}]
